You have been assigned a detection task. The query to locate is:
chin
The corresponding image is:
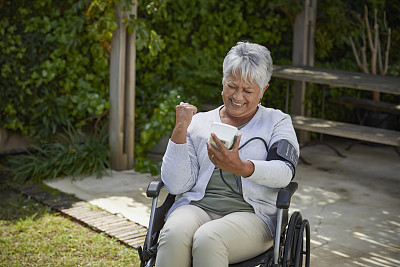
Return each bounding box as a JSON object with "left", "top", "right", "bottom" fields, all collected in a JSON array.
[{"left": 227, "top": 107, "right": 248, "bottom": 117}]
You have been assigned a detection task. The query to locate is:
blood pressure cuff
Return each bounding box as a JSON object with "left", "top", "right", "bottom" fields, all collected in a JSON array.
[{"left": 266, "top": 139, "right": 299, "bottom": 179}]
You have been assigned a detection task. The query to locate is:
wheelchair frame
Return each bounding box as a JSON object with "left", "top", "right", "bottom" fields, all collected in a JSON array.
[{"left": 138, "top": 178, "right": 310, "bottom": 267}]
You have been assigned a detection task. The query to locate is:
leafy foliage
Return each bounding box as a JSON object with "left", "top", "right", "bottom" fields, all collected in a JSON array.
[
  {"left": 0, "top": 0, "right": 115, "bottom": 140},
  {"left": 1, "top": 0, "right": 399, "bottom": 177},
  {"left": 135, "top": 0, "right": 301, "bottom": 108},
  {"left": 6, "top": 127, "right": 110, "bottom": 183}
]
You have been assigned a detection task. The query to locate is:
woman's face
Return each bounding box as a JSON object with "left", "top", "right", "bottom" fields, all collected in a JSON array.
[{"left": 222, "top": 74, "right": 267, "bottom": 121}]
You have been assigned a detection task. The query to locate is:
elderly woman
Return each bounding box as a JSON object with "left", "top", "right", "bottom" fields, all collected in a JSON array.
[{"left": 156, "top": 41, "right": 299, "bottom": 267}]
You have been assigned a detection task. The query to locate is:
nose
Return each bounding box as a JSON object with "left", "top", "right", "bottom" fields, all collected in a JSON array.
[{"left": 233, "top": 88, "right": 244, "bottom": 100}]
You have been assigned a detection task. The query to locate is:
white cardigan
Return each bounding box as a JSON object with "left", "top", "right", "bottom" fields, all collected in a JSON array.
[{"left": 161, "top": 105, "right": 299, "bottom": 236}]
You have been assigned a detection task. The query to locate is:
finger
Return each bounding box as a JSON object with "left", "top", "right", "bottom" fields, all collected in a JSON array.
[
  {"left": 206, "top": 140, "right": 216, "bottom": 154},
  {"left": 179, "top": 102, "right": 197, "bottom": 114},
  {"left": 176, "top": 103, "right": 197, "bottom": 116},
  {"left": 186, "top": 105, "right": 197, "bottom": 116},
  {"left": 176, "top": 103, "right": 185, "bottom": 111},
  {"left": 191, "top": 105, "right": 198, "bottom": 115},
  {"left": 180, "top": 102, "right": 192, "bottom": 106},
  {"left": 206, "top": 141, "right": 217, "bottom": 160},
  {"left": 232, "top": 134, "right": 242, "bottom": 151},
  {"left": 206, "top": 140, "right": 212, "bottom": 152},
  {"left": 211, "top": 133, "right": 227, "bottom": 152}
]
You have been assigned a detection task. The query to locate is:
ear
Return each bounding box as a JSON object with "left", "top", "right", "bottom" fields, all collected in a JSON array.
[{"left": 260, "top": 84, "right": 269, "bottom": 98}]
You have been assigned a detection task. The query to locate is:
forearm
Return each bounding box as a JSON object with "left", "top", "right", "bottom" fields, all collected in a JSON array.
[
  {"left": 245, "top": 160, "right": 292, "bottom": 188},
  {"left": 170, "top": 123, "right": 189, "bottom": 144},
  {"left": 230, "top": 160, "right": 255, "bottom": 178},
  {"left": 161, "top": 139, "right": 197, "bottom": 195}
]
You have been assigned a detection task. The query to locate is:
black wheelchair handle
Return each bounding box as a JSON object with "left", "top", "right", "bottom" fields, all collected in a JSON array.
[
  {"left": 146, "top": 177, "right": 164, "bottom": 198},
  {"left": 276, "top": 182, "right": 298, "bottom": 209}
]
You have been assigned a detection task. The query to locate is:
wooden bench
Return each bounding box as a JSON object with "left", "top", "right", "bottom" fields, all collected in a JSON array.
[
  {"left": 273, "top": 65, "right": 400, "bottom": 148},
  {"left": 330, "top": 96, "right": 400, "bottom": 129},
  {"left": 330, "top": 96, "right": 400, "bottom": 116},
  {"left": 291, "top": 115, "right": 400, "bottom": 147}
]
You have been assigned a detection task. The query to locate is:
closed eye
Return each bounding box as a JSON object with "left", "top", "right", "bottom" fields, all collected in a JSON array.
[{"left": 244, "top": 89, "right": 256, "bottom": 94}]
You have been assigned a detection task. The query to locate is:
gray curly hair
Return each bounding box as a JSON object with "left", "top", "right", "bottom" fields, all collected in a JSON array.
[{"left": 222, "top": 41, "right": 273, "bottom": 96}]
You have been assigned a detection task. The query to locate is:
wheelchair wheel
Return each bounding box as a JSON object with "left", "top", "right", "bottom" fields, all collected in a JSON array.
[
  {"left": 282, "top": 211, "right": 302, "bottom": 267},
  {"left": 294, "top": 219, "right": 310, "bottom": 267}
]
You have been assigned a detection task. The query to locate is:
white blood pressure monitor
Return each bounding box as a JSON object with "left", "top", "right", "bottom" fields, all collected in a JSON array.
[{"left": 209, "top": 122, "right": 238, "bottom": 149}]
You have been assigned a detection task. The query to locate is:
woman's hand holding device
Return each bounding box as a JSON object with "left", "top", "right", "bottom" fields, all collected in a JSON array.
[{"left": 207, "top": 122, "right": 254, "bottom": 177}]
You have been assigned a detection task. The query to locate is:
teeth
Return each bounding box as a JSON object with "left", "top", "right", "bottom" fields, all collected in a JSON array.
[{"left": 232, "top": 100, "right": 243, "bottom": 107}]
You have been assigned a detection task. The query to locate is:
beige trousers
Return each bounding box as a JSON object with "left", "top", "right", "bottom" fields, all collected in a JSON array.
[{"left": 155, "top": 204, "right": 273, "bottom": 267}]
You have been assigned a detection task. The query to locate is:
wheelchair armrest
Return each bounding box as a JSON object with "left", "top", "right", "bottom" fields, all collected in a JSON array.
[
  {"left": 146, "top": 177, "right": 164, "bottom": 198},
  {"left": 276, "top": 182, "right": 298, "bottom": 209}
]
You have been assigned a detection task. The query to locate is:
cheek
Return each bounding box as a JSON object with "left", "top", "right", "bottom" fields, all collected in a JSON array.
[
  {"left": 249, "top": 95, "right": 261, "bottom": 103},
  {"left": 222, "top": 89, "right": 232, "bottom": 99}
]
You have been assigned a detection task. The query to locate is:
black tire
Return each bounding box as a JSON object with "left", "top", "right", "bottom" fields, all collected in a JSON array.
[
  {"left": 283, "top": 211, "right": 302, "bottom": 267},
  {"left": 294, "top": 219, "right": 310, "bottom": 267}
]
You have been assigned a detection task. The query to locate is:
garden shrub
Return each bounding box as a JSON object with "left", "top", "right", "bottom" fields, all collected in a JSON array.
[
  {"left": 0, "top": 0, "right": 119, "bottom": 140},
  {"left": 6, "top": 126, "right": 110, "bottom": 183}
]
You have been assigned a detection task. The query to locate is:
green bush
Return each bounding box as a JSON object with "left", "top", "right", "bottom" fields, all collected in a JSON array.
[
  {"left": 6, "top": 127, "right": 110, "bottom": 184},
  {"left": 0, "top": 0, "right": 115, "bottom": 141},
  {"left": 135, "top": 0, "right": 302, "bottom": 108},
  {"left": 0, "top": 0, "right": 168, "bottom": 176}
]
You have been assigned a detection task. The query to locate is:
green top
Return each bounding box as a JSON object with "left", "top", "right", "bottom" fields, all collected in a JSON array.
[{"left": 191, "top": 168, "right": 254, "bottom": 215}]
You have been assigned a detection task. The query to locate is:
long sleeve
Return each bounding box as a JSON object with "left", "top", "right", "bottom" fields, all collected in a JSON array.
[
  {"left": 246, "top": 160, "right": 292, "bottom": 188},
  {"left": 161, "top": 138, "right": 199, "bottom": 195}
]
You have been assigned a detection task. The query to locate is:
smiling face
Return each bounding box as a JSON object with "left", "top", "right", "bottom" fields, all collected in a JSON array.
[{"left": 221, "top": 73, "right": 268, "bottom": 125}]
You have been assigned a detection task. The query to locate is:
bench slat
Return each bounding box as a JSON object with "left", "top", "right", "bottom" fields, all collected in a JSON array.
[
  {"left": 330, "top": 96, "right": 400, "bottom": 115},
  {"left": 291, "top": 115, "right": 400, "bottom": 146},
  {"left": 273, "top": 65, "right": 400, "bottom": 95}
]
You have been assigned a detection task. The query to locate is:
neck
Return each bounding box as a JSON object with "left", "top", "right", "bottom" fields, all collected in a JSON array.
[{"left": 219, "top": 106, "right": 258, "bottom": 127}]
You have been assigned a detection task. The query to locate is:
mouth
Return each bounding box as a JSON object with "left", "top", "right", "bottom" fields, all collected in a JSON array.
[{"left": 230, "top": 99, "right": 245, "bottom": 108}]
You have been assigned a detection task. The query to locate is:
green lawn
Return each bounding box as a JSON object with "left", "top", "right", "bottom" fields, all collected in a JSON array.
[{"left": 0, "top": 186, "right": 141, "bottom": 266}]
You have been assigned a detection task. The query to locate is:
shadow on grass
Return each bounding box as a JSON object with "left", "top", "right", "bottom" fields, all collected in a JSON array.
[{"left": 0, "top": 170, "right": 78, "bottom": 222}]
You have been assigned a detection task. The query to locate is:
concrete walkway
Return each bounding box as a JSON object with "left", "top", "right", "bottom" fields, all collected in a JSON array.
[{"left": 46, "top": 138, "right": 400, "bottom": 267}]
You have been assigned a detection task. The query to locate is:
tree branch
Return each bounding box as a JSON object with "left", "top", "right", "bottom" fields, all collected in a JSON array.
[
  {"left": 378, "top": 35, "right": 383, "bottom": 75},
  {"left": 361, "top": 24, "right": 369, "bottom": 73},
  {"left": 384, "top": 27, "right": 391, "bottom": 75},
  {"left": 349, "top": 36, "right": 368, "bottom": 73},
  {"left": 364, "top": 5, "right": 375, "bottom": 53},
  {"left": 371, "top": 9, "right": 379, "bottom": 75}
]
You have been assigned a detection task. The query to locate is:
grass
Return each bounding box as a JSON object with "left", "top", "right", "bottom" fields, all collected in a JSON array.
[{"left": 0, "top": 182, "right": 141, "bottom": 266}]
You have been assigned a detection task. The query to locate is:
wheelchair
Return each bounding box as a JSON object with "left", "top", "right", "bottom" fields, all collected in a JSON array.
[{"left": 138, "top": 178, "right": 310, "bottom": 267}]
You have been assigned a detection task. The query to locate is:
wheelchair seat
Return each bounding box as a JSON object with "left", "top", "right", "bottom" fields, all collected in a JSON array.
[{"left": 138, "top": 178, "right": 310, "bottom": 267}]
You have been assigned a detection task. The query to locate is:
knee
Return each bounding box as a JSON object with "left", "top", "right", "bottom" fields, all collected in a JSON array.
[
  {"left": 156, "top": 219, "right": 195, "bottom": 267},
  {"left": 192, "top": 224, "right": 226, "bottom": 252},
  {"left": 192, "top": 224, "right": 229, "bottom": 266},
  {"left": 159, "top": 219, "right": 194, "bottom": 245}
]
